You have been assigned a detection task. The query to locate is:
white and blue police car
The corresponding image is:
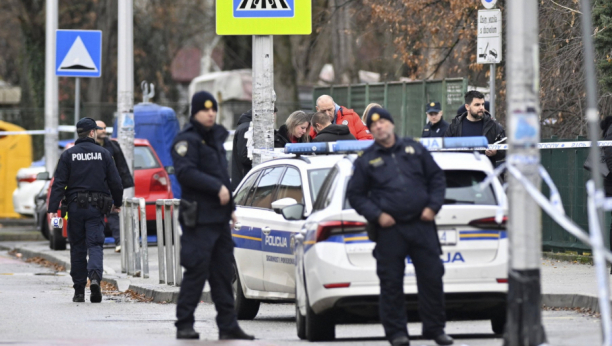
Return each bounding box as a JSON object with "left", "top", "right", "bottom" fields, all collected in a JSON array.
[{"left": 285, "top": 138, "right": 509, "bottom": 341}]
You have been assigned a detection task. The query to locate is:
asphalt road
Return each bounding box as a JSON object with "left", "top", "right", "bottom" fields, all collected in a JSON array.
[{"left": 0, "top": 250, "right": 602, "bottom": 346}]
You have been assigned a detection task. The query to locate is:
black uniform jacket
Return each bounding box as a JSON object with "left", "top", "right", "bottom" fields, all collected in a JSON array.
[
  {"left": 101, "top": 137, "right": 135, "bottom": 189},
  {"left": 347, "top": 136, "right": 446, "bottom": 224},
  {"left": 172, "top": 118, "right": 235, "bottom": 225},
  {"left": 312, "top": 124, "right": 356, "bottom": 143},
  {"left": 421, "top": 119, "right": 449, "bottom": 138},
  {"left": 444, "top": 113, "right": 506, "bottom": 164},
  {"left": 231, "top": 110, "right": 253, "bottom": 191},
  {"left": 48, "top": 137, "right": 124, "bottom": 212}
]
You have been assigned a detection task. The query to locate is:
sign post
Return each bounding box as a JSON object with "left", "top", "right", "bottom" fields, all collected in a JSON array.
[
  {"left": 55, "top": 30, "right": 102, "bottom": 138},
  {"left": 477, "top": 7, "right": 501, "bottom": 118},
  {"left": 216, "top": 0, "right": 311, "bottom": 165},
  {"left": 45, "top": 0, "right": 59, "bottom": 175}
]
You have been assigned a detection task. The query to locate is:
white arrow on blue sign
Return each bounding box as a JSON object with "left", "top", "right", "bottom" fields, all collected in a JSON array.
[{"left": 55, "top": 30, "right": 102, "bottom": 78}]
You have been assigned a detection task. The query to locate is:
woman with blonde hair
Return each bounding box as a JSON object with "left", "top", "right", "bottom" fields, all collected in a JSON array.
[
  {"left": 362, "top": 103, "right": 382, "bottom": 123},
  {"left": 275, "top": 111, "right": 311, "bottom": 148}
]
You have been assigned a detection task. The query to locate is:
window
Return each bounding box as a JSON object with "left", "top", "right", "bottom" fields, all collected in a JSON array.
[
  {"left": 313, "top": 167, "right": 339, "bottom": 211},
  {"left": 134, "top": 146, "right": 161, "bottom": 170},
  {"left": 276, "top": 167, "right": 304, "bottom": 204},
  {"left": 250, "top": 167, "right": 285, "bottom": 209},
  {"left": 234, "top": 171, "right": 260, "bottom": 206},
  {"left": 443, "top": 170, "right": 497, "bottom": 205},
  {"left": 308, "top": 168, "right": 332, "bottom": 202}
]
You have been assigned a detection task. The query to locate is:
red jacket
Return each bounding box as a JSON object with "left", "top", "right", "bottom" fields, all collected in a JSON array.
[{"left": 310, "top": 106, "right": 373, "bottom": 140}]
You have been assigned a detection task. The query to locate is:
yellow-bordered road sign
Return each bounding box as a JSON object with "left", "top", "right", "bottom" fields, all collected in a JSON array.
[{"left": 216, "top": 0, "right": 312, "bottom": 35}]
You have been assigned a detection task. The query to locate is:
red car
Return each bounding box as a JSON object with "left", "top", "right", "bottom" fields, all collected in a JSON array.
[{"left": 46, "top": 139, "right": 173, "bottom": 250}]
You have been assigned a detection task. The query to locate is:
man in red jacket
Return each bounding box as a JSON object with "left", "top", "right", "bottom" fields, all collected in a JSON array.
[{"left": 312, "top": 95, "right": 373, "bottom": 140}]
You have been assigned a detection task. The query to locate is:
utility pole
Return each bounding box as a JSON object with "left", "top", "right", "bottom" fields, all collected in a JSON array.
[
  {"left": 504, "top": 0, "right": 547, "bottom": 344},
  {"left": 251, "top": 35, "right": 275, "bottom": 166},
  {"left": 44, "top": 0, "right": 59, "bottom": 174},
  {"left": 117, "top": 0, "right": 135, "bottom": 198}
]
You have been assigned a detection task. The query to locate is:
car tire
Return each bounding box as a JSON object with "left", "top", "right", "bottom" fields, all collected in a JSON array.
[
  {"left": 40, "top": 217, "right": 50, "bottom": 240},
  {"left": 305, "top": 290, "right": 335, "bottom": 341},
  {"left": 491, "top": 313, "right": 506, "bottom": 335},
  {"left": 232, "top": 263, "right": 260, "bottom": 320},
  {"left": 50, "top": 227, "right": 66, "bottom": 251},
  {"left": 296, "top": 294, "right": 307, "bottom": 340}
]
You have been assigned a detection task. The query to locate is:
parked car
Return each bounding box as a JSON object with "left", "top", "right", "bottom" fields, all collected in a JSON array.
[{"left": 43, "top": 138, "right": 173, "bottom": 250}]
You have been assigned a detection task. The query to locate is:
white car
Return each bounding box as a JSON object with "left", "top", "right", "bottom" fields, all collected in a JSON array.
[
  {"left": 231, "top": 148, "right": 344, "bottom": 319},
  {"left": 12, "top": 165, "right": 47, "bottom": 216},
  {"left": 291, "top": 150, "right": 509, "bottom": 341}
]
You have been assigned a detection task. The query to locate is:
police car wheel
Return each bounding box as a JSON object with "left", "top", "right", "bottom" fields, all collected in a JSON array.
[
  {"left": 295, "top": 294, "right": 307, "bottom": 340},
  {"left": 50, "top": 227, "right": 66, "bottom": 251},
  {"left": 232, "top": 263, "right": 260, "bottom": 320},
  {"left": 491, "top": 313, "right": 506, "bottom": 335},
  {"left": 305, "top": 289, "right": 335, "bottom": 341},
  {"left": 40, "top": 217, "right": 50, "bottom": 240}
]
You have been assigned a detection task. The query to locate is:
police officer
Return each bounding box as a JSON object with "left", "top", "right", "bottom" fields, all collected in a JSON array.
[
  {"left": 347, "top": 107, "right": 453, "bottom": 346},
  {"left": 48, "top": 118, "right": 123, "bottom": 303},
  {"left": 421, "top": 102, "right": 449, "bottom": 138},
  {"left": 172, "top": 91, "right": 254, "bottom": 341}
]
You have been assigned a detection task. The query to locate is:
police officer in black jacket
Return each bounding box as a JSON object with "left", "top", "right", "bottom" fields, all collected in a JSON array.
[
  {"left": 171, "top": 91, "right": 254, "bottom": 341},
  {"left": 347, "top": 107, "right": 453, "bottom": 346},
  {"left": 48, "top": 118, "right": 123, "bottom": 303},
  {"left": 421, "top": 102, "right": 449, "bottom": 138},
  {"left": 95, "top": 120, "right": 135, "bottom": 252}
]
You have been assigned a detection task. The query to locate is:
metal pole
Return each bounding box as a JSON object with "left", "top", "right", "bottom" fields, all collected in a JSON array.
[
  {"left": 251, "top": 35, "right": 275, "bottom": 166},
  {"left": 44, "top": 0, "right": 59, "bottom": 174},
  {"left": 504, "top": 0, "right": 547, "bottom": 344},
  {"left": 74, "top": 77, "right": 80, "bottom": 139},
  {"left": 125, "top": 200, "right": 133, "bottom": 276},
  {"left": 131, "top": 198, "right": 142, "bottom": 277},
  {"left": 139, "top": 198, "right": 149, "bottom": 279},
  {"left": 117, "top": 0, "right": 135, "bottom": 199},
  {"left": 172, "top": 199, "right": 182, "bottom": 286},
  {"left": 120, "top": 199, "right": 126, "bottom": 273},
  {"left": 164, "top": 200, "right": 174, "bottom": 285},
  {"left": 155, "top": 200, "right": 166, "bottom": 284},
  {"left": 490, "top": 64, "right": 496, "bottom": 119}
]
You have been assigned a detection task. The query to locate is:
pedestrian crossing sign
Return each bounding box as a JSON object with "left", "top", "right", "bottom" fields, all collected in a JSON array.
[
  {"left": 216, "top": 0, "right": 311, "bottom": 35},
  {"left": 55, "top": 30, "right": 102, "bottom": 78}
]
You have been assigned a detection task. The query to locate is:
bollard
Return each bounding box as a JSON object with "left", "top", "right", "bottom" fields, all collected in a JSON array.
[
  {"left": 131, "top": 198, "right": 142, "bottom": 277},
  {"left": 138, "top": 198, "right": 149, "bottom": 279},
  {"left": 172, "top": 199, "right": 182, "bottom": 286},
  {"left": 125, "top": 199, "right": 134, "bottom": 276},
  {"left": 164, "top": 199, "right": 175, "bottom": 285},
  {"left": 120, "top": 198, "right": 127, "bottom": 273},
  {"left": 155, "top": 200, "right": 166, "bottom": 284},
  {"left": 155, "top": 199, "right": 183, "bottom": 286}
]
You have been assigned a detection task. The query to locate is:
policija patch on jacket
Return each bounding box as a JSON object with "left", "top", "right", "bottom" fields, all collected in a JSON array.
[{"left": 175, "top": 141, "right": 188, "bottom": 156}]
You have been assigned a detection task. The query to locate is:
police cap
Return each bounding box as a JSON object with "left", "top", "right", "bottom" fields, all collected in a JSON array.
[{"left": 76, "top": 117, "right": 103, "bottom": 133}]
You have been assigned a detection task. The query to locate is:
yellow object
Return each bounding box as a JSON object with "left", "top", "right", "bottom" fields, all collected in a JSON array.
[
  {"left": 371, "top": 113, "right": 380, "bottom": 122},
  {"left": 216, "top": 0, "right": 312, "bottom": 35},
  {"left": 204, "top": 100, "right": 213, "bottom": 109},
  {"left": 0, "top": 121, "right": 33, "bottom": 218}
]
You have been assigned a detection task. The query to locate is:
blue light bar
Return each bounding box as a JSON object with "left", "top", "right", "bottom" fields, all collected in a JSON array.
[
  {"left": 333, "top": 140, "right": 374, "bottom": 152},
  {"left": 284, "top": 142, "right": 328, "bottom": 154},
  {"left": 420, "top": 136, "right": 488, "bottom": 150}
]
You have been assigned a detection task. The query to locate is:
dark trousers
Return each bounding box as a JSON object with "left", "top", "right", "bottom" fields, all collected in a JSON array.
[
  {"left": 374, "top": 220, "right": 446, "bottom": 340},
  {"left": 67, "top": 203, "right": 105, "bottom": 292},
  {"left": 107, "top": 211, "right": 120, "bottom": 245},
  {"left": 175, "top": 222, "right": 238, "bottom": 333}
]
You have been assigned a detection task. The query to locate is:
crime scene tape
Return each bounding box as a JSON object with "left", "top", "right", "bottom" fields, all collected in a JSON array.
[
  {"left": 0, "top": 126, "right": 76, "bottom": 136},
  {"left": 488, "top": 140, "right": 612, "bottom": 150}
]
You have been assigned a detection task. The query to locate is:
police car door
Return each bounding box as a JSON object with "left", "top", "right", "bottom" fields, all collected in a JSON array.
[{"left": 261, "top": 166, "right": 306, "bottom": 295}]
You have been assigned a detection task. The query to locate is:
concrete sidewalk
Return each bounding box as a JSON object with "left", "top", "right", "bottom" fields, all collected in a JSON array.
[{"left": 0, "top": 240, "right": 610, "bottom": 312}]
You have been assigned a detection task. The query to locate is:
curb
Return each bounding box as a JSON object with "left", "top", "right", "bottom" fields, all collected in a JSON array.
[
  {"left": 542, "top": 293, "right": 602, "bottom": 313},
  {"left": 0, "top": 231, "right": 45, "bottom": 242},
  {"left": 542, "top": 251, "right": 594, "bottom": 265}
]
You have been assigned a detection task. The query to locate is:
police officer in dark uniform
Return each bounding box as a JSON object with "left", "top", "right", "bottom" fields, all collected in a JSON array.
[
  {"left": 347, "top": 107, "right": 453, "bottom": 346},
  {"left": 48, "top": 118, "right": 123, "bottom": 303},
  {"left": 171, "top": 91, "right": 254, "bottom": 341},
  {"left": 421, "top": 102, "right": 449, "bottom": 138}
]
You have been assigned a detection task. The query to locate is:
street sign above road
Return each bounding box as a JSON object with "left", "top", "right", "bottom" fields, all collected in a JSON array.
[
  {"left": 56, "top": 30, "right": 102, "bottom": 78},
  {"left": 477, "top": 9, "right": 502, "bottom": 64},
  {"left": 216, "top": 0, "right": 311, "bottom": 35}
]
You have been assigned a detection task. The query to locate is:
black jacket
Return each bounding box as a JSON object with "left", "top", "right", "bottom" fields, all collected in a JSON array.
[
  {"left": 48, "top": 137, "right": 123, "bottom": 212},
  {"left": 347, "top": 136, "right": 446, "bottom": 224},
  {"left": 312, "top": 124, "right": 356, "bottom": 142},
  {"left": 172, "top": 118, "right": 234, "bottom": 225},
  {"left": 100, "top": 137, "right": 135, "bottom": 189},
  {"left": 422, "top": 119, "right": 449, "bottom": 138},
  {"left": 602, "top": 120, "right": 612, "bottom": 195},
  {"left": 274, "top": 125, "right": 292, "bottom": 148},
  {"left": 231, "top": 110, "right": 252, "bottom": 191},
  {"left": 444, "top": 113, "right": 506, "bottom": 165}
]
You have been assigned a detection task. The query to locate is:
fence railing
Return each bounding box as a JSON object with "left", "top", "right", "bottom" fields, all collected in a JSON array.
[
  {"left": 156, "top": 199, "right": 182, "bottom": 286},
  {"left": 120, "top": 197, "right": 149, "bottom": 278}
]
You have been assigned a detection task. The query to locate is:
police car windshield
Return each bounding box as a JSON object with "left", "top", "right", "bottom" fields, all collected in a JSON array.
[
  {"left": 308, "top": 168, "right": 332, "bottom": 202},
  {"left": 134, "top": 146, "right": 161, "bottom": 170},
  {"left": 443, "top": 170, "right": 497, "bottom": 205}
]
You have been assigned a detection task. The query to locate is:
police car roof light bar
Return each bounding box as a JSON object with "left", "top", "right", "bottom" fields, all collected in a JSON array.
[
  {"left": 284, "top": 142, "right": 329, "bottom": 154},
  {"left": 332, "top": 140, "right": 374, "bottom": 153}
]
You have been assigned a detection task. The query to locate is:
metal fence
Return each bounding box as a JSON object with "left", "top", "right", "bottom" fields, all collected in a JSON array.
[
  {"left": 120, "top": 197, "right": 149, "bottom": 278},
  {"left": 313, "top": 78, "right": 469, "bottom": 138},
  {"left": 155, "top": 199, "right": 182, "bottom": 286}
]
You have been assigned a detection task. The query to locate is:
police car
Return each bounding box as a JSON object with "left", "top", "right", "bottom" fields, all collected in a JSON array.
[
  {"left": 231, "top": 143, "right": 346, "bottom": 319},
  {"left": 287, "top": 139, "right": 509, "bottom": 341}
]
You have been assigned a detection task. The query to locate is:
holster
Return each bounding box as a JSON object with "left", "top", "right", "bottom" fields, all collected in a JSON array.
[
  {"left": 180, "top": 199, "right": 197, "bottom": 228},
  {"left": 98, "top": 196, "right": 113, "bottom": 215},
  {"left": 60, "top": 198, "right": 68, "bottom": 218},
  {"left": 76, "top": 192, "right": 89, "bottom": 209},
  {"left": 366, "top": 221, "right": 378, "bottom": 242}
]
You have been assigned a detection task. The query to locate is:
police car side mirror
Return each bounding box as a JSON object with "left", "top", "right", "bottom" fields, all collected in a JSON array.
[
  {"left": 281, "top": 204, "right": 305, "bottom": 221},
  {"left": 271, "top": 198, "right": 299, "bottom": 214},
  {"left": 36, "top": 172, "right": 50, "bottom": 181},
  {"left": 165, "top": 166, "right": 175, "bottom": 175}
]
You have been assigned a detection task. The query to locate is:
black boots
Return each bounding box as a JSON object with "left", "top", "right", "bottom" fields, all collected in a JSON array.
[
  {"left": 90, "top": 274, "right": 102, "bottom": 303},
  {"left": 176, "top": 328, "right": 200, "bottom": 340},
  {"left": 390, "top": 335, "right": 411, "bottom": 346},
  {"left": 219, "top": 326, "right": 255, "bottom": 340},
  {"left": 432, "top": 334, "right": 454, "bottom": 345},
  {"left": 72, "top": 293, "right": 85, "bottom": 302}
]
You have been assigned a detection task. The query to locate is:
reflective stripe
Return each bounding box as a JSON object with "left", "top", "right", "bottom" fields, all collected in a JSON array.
[{"left": 232, "top": 234, "right": 262, "bottom": 241}]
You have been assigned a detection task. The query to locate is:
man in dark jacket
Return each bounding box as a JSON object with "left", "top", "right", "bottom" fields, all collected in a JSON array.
[
  {"left": 95, "top": 120, "right": 135, "bottom": 252},
  {"left": 445, "top": 91, "right": 505, "bottom": 166},
  {"left": 311, "top": 111, "right": 356, "bottom": 142},
  {"left": 422, "top": 102, "right": 449, "bottom": 138},
  {"left": 347, "top": 107, "right": 452, "bottom": 346},
  {"left": 171, "top": 91, "right": 254, "bottom": 341}
]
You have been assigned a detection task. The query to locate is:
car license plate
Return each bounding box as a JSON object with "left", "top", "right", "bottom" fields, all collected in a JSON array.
[{"left": 438, "top": 230, "right": 457, "bottom": 246}]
